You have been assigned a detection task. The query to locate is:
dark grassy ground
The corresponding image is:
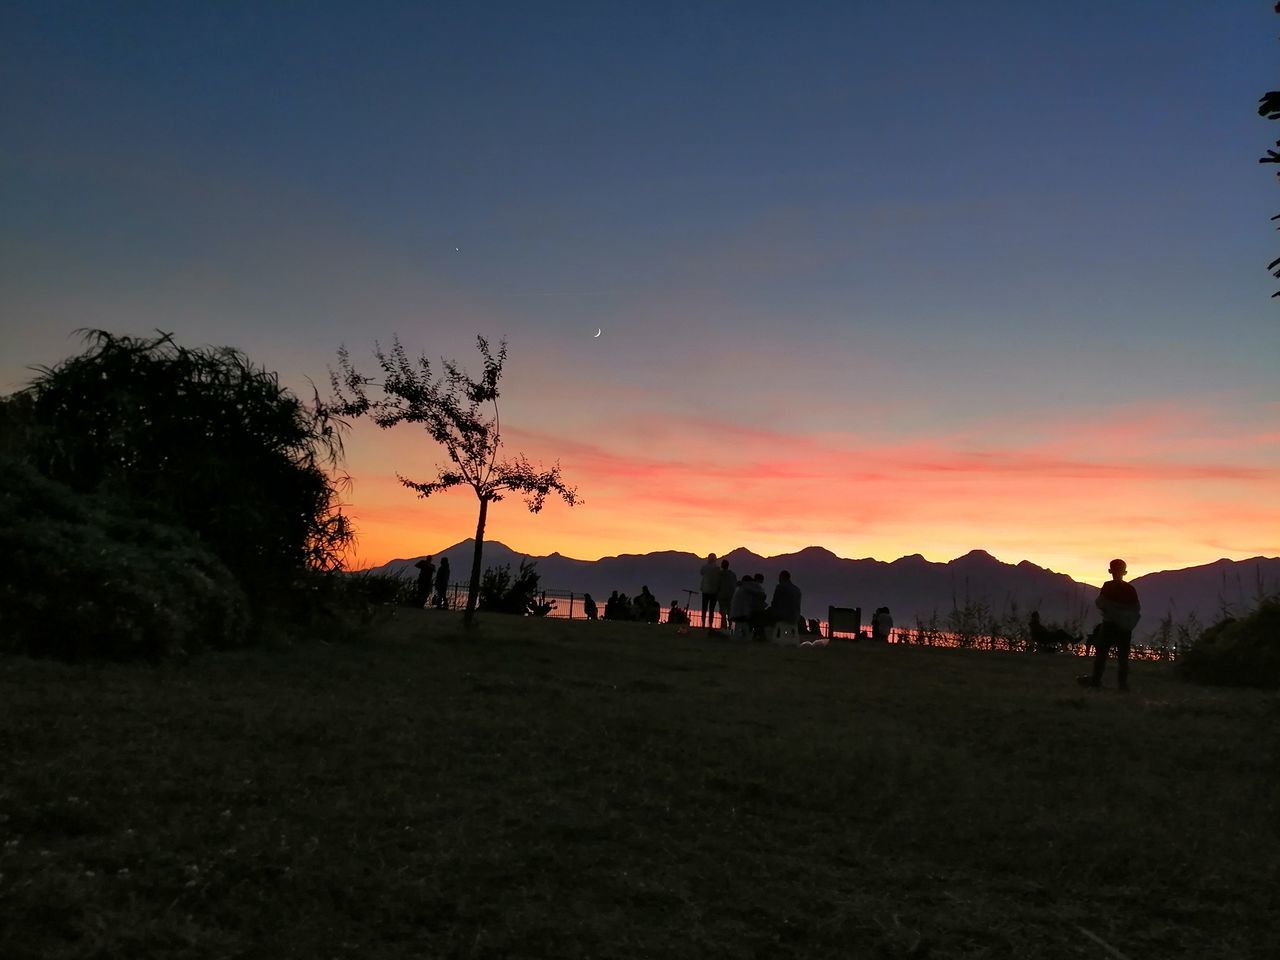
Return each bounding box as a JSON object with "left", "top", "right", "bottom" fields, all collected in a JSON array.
[{"left": 2, "top": 611, "right": 1277, "bottom": 959}]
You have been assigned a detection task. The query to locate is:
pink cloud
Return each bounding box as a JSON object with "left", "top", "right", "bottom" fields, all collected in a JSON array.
[{"left": 345, "top": 396, "right": 1279, "bottom": 582}]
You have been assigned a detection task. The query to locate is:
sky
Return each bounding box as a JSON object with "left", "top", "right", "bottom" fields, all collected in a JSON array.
[{"left": 2, "top": 1, "right": 1278, "bottom": 585}]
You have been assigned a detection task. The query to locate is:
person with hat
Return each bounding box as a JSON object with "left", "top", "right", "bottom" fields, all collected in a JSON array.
[{"left": 1079, "top": 558, "right": 1141, "bottom": 691}]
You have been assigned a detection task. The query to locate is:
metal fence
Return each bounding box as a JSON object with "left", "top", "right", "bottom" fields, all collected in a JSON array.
[{"left": 424, "top": 582, "right": 1176, "bottom": 661}]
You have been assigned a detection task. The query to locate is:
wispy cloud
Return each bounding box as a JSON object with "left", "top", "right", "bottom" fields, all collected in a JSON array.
[{"left": 343, "top": 399, "right": 1278, "bottom": 582}]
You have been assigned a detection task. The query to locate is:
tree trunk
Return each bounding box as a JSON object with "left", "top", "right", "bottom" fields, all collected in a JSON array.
[{"left": 464, "top": 495, "right": 489, "bottom": 629}]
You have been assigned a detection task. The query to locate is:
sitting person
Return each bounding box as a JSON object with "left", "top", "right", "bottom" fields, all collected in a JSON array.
[
  {"left": 728, "top": 575, "right": 763, "bottom": 640},
  {"left": 636, "top": 585, "right": 661, "bottom": 623},
  {"left": 1084, "top": 622, "right": 1102, "bottom": 659},
  {"left": 871, "top": 606, "right": 894, "bottom": 642},
  {"left": 527, "top": 594, "right": 555, "bottom": 617},
  {"left": 749, "top": 574, "right": 770, "bottom": 639},
  {"left": 1029, "top": 611, "right": 1077, "bottom": 652},
  {"left": 603, "top": 590, "right": 621, "bottom": 620},
  {"left": 766, "top": 571, "right": 802, "bottom": 644},
  {"left": 667, "top": 601, "right": 689, "bottom": 626}
]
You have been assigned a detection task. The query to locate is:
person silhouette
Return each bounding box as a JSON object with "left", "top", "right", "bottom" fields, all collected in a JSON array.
[
  {"left": 413, "top": 556, "right": 435, "bottom": 608},
  {"left": 699, "top": 553, "right": 721, "bottom": 630},
  {"left": 716, "top": 558, "right": 736, "bottom": 630},
  {"left": 1079, "top": 558, "right": 1141, "bottom": 692},
  {"left": 728, "top": 575, "right": 755, "bottom": 640},
  {"left": 583, "top": 592, "right": 598, "bottom": 621},
  {"left": 1029, "top": 611, "right": 1048, "bottom": 651},
  {"left": 871, "top": 606, "right": 893, "bottom": 642},
  {"left": 748, "top": 573, "right": 769, "bottom": 639},
  {"left": 433, "top": 556, "right": 450, "bottom": 608},
  {"left": 768, "top": 570, "right": 802, "bottom": 636},
  {"left": 637, "top": 585, "right": 660, "bottom": 623}
]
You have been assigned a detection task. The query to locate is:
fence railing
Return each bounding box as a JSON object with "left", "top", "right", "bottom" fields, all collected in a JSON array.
[{"left": 419, "top": 582, "right": 1176, "bottom": 661}]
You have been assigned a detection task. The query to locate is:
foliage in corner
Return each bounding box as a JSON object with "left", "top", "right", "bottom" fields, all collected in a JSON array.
[
  {"left": 1260, "top": 2, "right": 1280, "bottom": 297},
  {"left": 0, "top": 459, "right": 250, "bottom": 659},
  {"left": 4, "top": 330, "right": 354, "bottom": 605},
  {"left": 332, "top": 336, "right": 579, "bottom": 627},
  {"left": 1174, "top": 597, "right": 1280, "bottom": 689}
]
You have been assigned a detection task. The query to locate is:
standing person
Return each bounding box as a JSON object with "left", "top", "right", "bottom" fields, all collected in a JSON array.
[
  {"left": 872, "top": 606, "right": 894, "bottom": 642},
  {"left": 583, "top": 593, "right": 598, "bottom": 621},
  {"left": 413, "top": 556, "right": 435, "bottom": 608},
  {"left": 749, "top": 573, "right": 769, "bottom": 639},
  {"left": 716, "top": 558, "right": 737, "bottom": 630},
  {"left": 1079, "top": 558, "right": 1141, "bottom": 692},
  {"left": 699, "top": 553, "right": 721, "bottom": 630},
  {"left": 433, "top": 556, "right": 451, "bottom": 609}
]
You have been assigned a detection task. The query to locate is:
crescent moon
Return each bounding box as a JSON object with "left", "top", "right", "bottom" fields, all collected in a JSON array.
[{"left": 593, "top": 328, "right": 602, "bottom": 338}]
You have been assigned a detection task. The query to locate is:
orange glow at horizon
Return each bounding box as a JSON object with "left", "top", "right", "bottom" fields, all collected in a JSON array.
[{"left": 337, "top": 403, "right": 1280, "bottom": 587}]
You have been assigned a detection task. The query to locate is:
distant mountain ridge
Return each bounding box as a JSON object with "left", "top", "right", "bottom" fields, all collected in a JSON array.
[{"left": 361, "top": 543, "right": 1280, "bottom": 636}]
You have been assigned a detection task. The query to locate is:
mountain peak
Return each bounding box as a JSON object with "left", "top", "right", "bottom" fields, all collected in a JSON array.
[
  {"left": 953, "top": 549, "right": 999, "bottom": 564},
  {"left": 792, "top": 545, "right": 838, "bottom": 559}
]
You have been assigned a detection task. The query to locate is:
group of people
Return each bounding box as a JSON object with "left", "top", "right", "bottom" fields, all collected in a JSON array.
[
  {"left": 585, "top": 587, "right": 664, "bottom": 623},
  {"left": 578, "top": 555, "right": 811, "bottom": 642},
  {"left": 700, "top": 554, "right": 812, "bottom": 640},
  {"left": 413, "top": 555, "right": 451, "bottom": 609},
  {"left": 542, "top": 553, "right": 1145, "bottom": 691},
  {"left": 583, "top": 589, "right": 697, "bottom": 625}
]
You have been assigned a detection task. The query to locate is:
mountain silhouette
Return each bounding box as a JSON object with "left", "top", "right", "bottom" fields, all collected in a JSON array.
[{"left": 362, "top": 543, "right": 1280, "bottom": 634}]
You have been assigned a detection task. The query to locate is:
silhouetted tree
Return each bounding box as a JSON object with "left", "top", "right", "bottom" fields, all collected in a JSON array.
[
  {"left": 2, "top": 330, "right": 353, "bottom": 603},
  {"left": 332, "top": 336, "right": 579, "bottom": 627},
  {"left": 1260, "top": 3, "right": 1280, "bottom": 297}
]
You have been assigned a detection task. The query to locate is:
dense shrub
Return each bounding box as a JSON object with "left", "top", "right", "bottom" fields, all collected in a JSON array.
[
  {"left": 0, "top": 461, "right": 249, "bottom": 659},
  {"left": 478, "top": 560, "right": 549, "bottom": 615},
  {"left": 343, "top": 571, "right": 416, "bottom": 607},
  {"left": 3, "top": 330, "right": 353, "bottom": 605},
  {"left": 1175, "top": 598, "right": 1280, "bottom": 689}
]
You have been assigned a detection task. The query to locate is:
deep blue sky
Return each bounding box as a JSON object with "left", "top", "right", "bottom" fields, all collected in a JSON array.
[{"left": 2, "top": 1, "right": 1277, "bottom": 576}]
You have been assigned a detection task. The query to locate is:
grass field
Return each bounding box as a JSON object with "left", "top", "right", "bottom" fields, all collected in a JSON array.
[{"left": 2, "top": 611, "right": 1277, "bottom": 959}]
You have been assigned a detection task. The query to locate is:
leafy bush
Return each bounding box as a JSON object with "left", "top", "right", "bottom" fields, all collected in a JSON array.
[
  {"left": 1175, "top": 598, "right": 1280, "bottom": 689},
  {"left": 0, "top": 461, "right": 249, "bottom": 659},
  {"left": 256, "top": 570, "right": 410, "bottom": 645},
  {"left": 343, "top": 571, "right": 416, "bottom": 607},
  {"left": 478, "top": 560, "right": 546, "bottom": 615},
  {"left": 3, "top": 330, "right": 353, "bottom": 605}
]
